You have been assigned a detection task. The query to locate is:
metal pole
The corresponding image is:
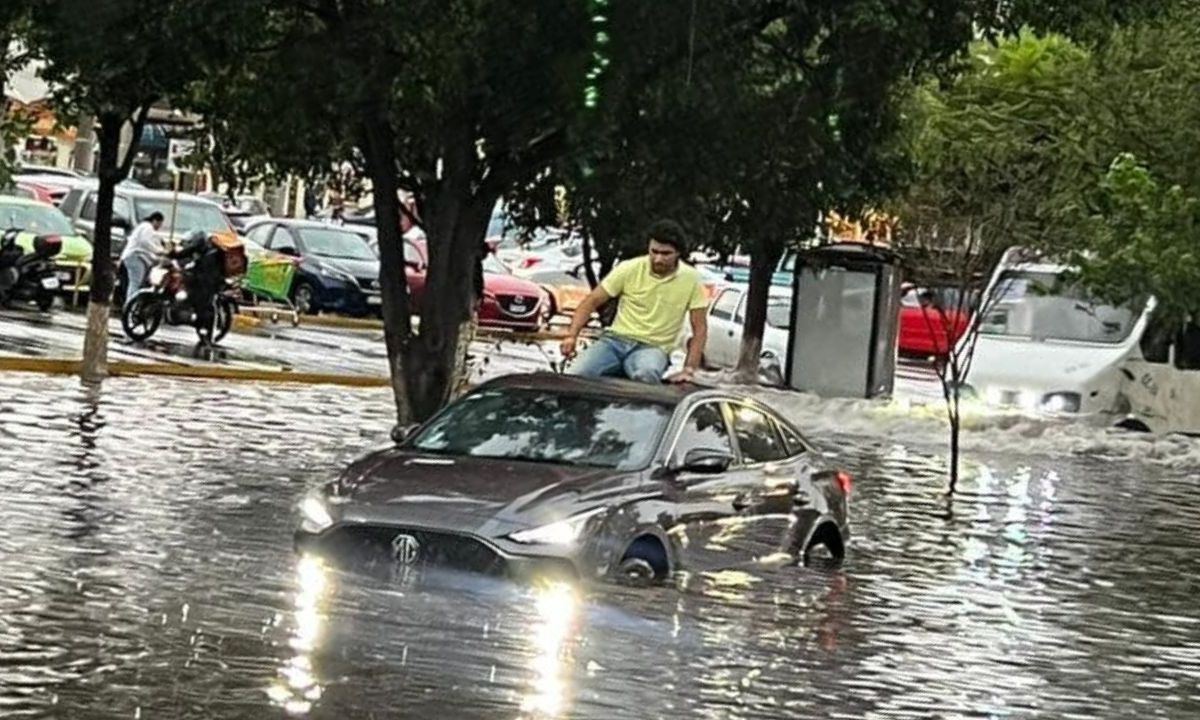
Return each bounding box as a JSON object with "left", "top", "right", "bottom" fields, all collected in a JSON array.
[{"left": 168, "top": 169, "right": 180, "bottom": 242}]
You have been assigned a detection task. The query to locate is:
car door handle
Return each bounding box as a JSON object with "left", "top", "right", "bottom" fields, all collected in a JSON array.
[{"left": 732, "top": 493, "right": 752, "bottom": 511}]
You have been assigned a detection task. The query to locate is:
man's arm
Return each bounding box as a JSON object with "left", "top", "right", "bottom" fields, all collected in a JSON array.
[
  {"left": 559, "top": 285, "right": 612, "bottom": 359},
  {"left": 667, "top": 307, "right": 708, "bottom": 383}
]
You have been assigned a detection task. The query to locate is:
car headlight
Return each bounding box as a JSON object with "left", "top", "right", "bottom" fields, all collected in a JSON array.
[
  {"left": 299, "top": 495, "right": 334, "bottom": 533},
  {"left": 1041, "top": 392, "right": 1082, "bottom": 414},
  {"left": 509, "top": 508, "right": 606, "bottom": 546}
]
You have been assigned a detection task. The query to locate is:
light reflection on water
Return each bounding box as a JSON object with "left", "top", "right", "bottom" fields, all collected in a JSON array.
[{"left": 1, "top": 374, "right": 1199, "bottom": 718}]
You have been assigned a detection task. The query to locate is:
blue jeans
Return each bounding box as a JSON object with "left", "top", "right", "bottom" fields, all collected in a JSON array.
[
  {"left": 570, "top": 334, "right": 669, "bottom": 384},
  {"left": 124, "top": 255, "right": 150, "bottom": 306}
]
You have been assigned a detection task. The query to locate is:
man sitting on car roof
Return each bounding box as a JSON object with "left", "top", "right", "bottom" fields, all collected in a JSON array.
[{"left": 560, "top": 219, "right": 708, "bottom": 384}]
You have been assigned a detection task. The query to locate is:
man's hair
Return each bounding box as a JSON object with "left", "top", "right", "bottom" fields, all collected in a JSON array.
[
  {"left": 146, "top": 212, "right": 165, "bottom": 223},
  {"left": 645, "top": 219, "right": 688, "bottom": 256}
]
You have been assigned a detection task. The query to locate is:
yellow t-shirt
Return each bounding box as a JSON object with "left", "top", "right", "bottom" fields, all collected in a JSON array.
[{"left": 601, "top": 256, "right": 708, "bottom": 352}]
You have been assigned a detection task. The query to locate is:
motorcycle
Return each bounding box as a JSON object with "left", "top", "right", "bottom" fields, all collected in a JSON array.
[
  {"left": 121, "top": 231, "right": 245, "bottom": 344},
  {"left": 0, "top": 228, "right": 62, "bottom": 311}
]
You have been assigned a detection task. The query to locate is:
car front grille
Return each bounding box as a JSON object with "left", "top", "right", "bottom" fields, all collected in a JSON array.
[
  {"left": 319, "top": 525, "right": 506, "bottom": 575},
  {"left": 496, "top": 294, "right": 539, "bottom": 318}
]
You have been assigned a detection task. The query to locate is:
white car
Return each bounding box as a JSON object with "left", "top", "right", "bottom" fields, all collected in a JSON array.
[
  {"left": 688, "top": 284, "right": 792, "bottom": 378},
  {"left": 964, "top": 248, "right": 1155, "bottom": 417}
]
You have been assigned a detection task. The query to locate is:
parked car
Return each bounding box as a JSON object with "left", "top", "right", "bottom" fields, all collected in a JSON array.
[
  {"left": 15, "top": 173, "right": 144, "bottom": 208},
  {"left": 243, "top": 219, "right": 381, "bottom": 316},
  {"left": 11, "top": 180, "right": 58, "bottom": 205},
  {"left": 60, "top": 186, "right": 235, "bottom": 259},
  {"left": 199, "top": 193, "right": 271, "bottom": 232},
  {"left": 692, "top": 284, "right": 792, "bottom": 377},
  {"left": 526, "top": 267, "right": 590, "bottom": 317},
  {"left": 0, "top": 196, "right": 93, "bottom": 302},
  {"left": 295, "top": 373, "right": 851, "bottom": 585},
  {"left": 897, "top": 285, "right": 972, "bottom": 358}
]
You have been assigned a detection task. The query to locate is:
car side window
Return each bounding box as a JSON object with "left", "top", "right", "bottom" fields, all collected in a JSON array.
[
  {"left": 80, "top": 193, "right": 98, "bottom": 221},
  {"left": 247, "top": 224, "right": 274, "bottom": 247},
  {"left": 711, "top": 289, "right": 740, "bottom": 321},
  {"left": 271, "top": 228, "right": 299, "bottom": 255},
  {"left": 730, "top": 404, "right": 787, "bottom": 464},
  {"left": 672, "top": 402, "right": 733, "bottom": 463},
  {"left": 774, "top": 419, "right": 807, "bottom": 457},
  {"left": 1176, "top": 323, "right": 1200, "bottom": 371},
  {"left": 60, "top": 190, "right": 81, "bottom": 218}
]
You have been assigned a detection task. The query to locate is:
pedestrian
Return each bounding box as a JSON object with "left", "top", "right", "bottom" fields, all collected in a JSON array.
[
  {"left": 119, "top": 211, "right": 166, "bottom": 306},
  {"left": 559, "top": 219, "right": 708, "bottom": 384}
]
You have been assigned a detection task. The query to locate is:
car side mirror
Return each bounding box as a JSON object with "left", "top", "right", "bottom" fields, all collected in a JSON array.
[
  {"left": 659, "top": 448, "right": 734, "bottom": 481},
  {"left": 391, "top": 423, "right": 420, "bottom": 445},
  {"left": 112, "top": 216, "right": 131, "bottom": 232},
  {"left": 277, "top": 246, "right": 299, "bottom": 257}
]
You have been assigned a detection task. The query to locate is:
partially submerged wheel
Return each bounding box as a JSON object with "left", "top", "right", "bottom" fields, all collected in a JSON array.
[{"left": 617, "top": 536, "right": 669, "bottom": 587}]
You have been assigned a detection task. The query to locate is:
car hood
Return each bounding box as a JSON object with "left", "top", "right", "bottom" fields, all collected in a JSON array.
[
  {"left": 484, "top": 271, "right": 541, "bottom": 296},
  {"left": 333, "top": 448, "right": 638, "bottom": 533},
  {"left": 965, "top": 334, "right": 1132, "bottom": 391},
  {"left": 308, "top": 255, "right": 379, "bottom": 279}
]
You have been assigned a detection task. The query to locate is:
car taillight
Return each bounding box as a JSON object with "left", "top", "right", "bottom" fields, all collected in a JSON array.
[
  {"left": 835, "top": 471, "right": 853, "bottom": 495},
  {"left": 520, "top": 256, "right": 542, "bottom": 269}
]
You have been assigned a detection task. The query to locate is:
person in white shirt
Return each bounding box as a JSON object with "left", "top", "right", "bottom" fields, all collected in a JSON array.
[{"left": 119, "top": 212, "right": 165, "bottom": 305}]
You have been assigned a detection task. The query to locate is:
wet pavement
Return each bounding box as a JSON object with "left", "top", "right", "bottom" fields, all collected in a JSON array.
[
  {"left": 0, "top": 307, "right": 565, "bottom": 381},
  {"left": 1, "top": 372, "right": 1199, "bottom": 718}
]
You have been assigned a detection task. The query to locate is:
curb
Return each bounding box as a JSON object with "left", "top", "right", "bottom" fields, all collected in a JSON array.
[{"left": 0, "top": 356, "right": 391, "bottom": 388}]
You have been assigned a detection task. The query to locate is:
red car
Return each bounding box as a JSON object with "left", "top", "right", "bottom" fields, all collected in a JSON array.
[
  {"left": 405, "top": 239, "right": 547, "bottom": 331},
  {"left": 898, "top": 285, "right": 972, "bottom": 357}
]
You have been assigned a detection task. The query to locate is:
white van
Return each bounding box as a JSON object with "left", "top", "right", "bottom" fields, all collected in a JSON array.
[{"left": 962, "top": 249, "right": 1155, "bottom": 418}]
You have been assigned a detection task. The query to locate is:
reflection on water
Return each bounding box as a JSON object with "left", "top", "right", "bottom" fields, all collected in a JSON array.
[{"left": 1, "top": 374, "right": 1200, "bottom": 718}]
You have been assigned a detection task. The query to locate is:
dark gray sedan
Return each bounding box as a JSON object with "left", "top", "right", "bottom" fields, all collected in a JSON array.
[{"left": 295, "top": 373, "right": 851, "bottom": 585}]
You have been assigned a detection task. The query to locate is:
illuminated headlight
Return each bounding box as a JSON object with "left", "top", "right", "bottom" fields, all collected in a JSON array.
[
  {"left": 299, "top": 495, "right": 334, "bottom": 533},
  {"left": 509, "top": 508, "right": 606, "bottom": 546},
  {"left": 983, "top": 386, "right": 1005, "bottom": 406},
  {"left": 1040, "top": 392, "right": 1082, "bottom": 414}
]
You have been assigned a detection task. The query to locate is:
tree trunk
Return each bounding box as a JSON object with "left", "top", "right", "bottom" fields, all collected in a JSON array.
[
  {"left": 406, "top": 184, "right": 495, "bottom": 421},
  {"left": 359, "top": 116, "right": 415, "bottom": 424},
  {"left": 734, "top": 242, "right": 783, "bottom": 382},
  {"left": 80, "top": 114, "right": 125, "bottom": 383},
  {"left": 948, "top": 404, "right": 961, "bottom": 494}
]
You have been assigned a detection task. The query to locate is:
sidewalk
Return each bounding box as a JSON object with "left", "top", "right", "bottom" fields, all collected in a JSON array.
[{"left": 0, "top": 307, "right": 561, "bottom": 386}]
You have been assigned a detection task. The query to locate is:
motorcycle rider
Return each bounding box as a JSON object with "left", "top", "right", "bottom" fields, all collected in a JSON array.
[{"left": 120, "top": 211, "right": 165, "bottom": 305}]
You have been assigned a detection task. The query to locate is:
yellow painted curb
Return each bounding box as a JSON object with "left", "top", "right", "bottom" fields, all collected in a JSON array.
[
  {"left": 233, "top": 314, "right": 262, "bottom": 331},
  {"left": 0, "top": 356, "right": 391, "bottom": 388}
]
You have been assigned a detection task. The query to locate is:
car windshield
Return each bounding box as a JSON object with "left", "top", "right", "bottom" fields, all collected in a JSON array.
[
  {"left": 411, "top": 388, "right": 673, "bottom": 470},
  {"left": 766, "top": 299, "right": 791, "bottom": 329},
  {"left": 136, "top": 199, "right": 232, "bottom": 235},
  {"left": 0, "top": 203, "right": 74, "bottom": 235},
  {"left": 298, "top": 227, "right": 376, "bottom": 260},
  {"left": 979, "top": 270, "right": 1143, "bottom": 344}
]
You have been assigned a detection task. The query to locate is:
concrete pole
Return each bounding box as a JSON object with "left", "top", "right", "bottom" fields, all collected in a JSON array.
[{"left": 71, "top": 115, "right": 95, "bottom": 173}]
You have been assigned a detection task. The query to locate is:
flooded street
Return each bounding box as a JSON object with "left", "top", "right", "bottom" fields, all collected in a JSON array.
[{"left": 2, "top": 374, "right": 1200, "bottom": 718}]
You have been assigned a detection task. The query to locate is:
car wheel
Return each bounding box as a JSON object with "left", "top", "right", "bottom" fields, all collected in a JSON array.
[
  {"left": 802, "top": 523, "right": 845, "bottom": 570},
  {"left": 617, "top": 536, "right": 669, "bottom": 587},
  {"left": 291, "top": 280, "right": 318, "bottom": 315}
]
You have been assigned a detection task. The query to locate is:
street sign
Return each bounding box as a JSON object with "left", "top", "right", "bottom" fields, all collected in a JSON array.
[{"left": 167, "top": 138, "right": 196, "bottom": 171}]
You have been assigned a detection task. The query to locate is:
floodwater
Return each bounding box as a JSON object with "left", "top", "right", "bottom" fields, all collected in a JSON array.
[{"left": 1, "top": 374, "right": 1199, "bottom": 719}]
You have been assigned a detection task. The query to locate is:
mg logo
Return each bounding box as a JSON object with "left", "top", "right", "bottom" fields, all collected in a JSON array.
[{"left": 390, "top": 533, "right": 421, "bottom": 565}]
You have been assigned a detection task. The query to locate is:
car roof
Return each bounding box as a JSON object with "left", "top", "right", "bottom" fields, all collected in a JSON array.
[
  {"left": 477, "top": 372, "right": 738, "bottom": 406},
  {"left": 259, "top": 218, "right": 363, "bottom": 232},
  {"left": 0, "top": 195, "right": 47, "bottom": 208}
]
